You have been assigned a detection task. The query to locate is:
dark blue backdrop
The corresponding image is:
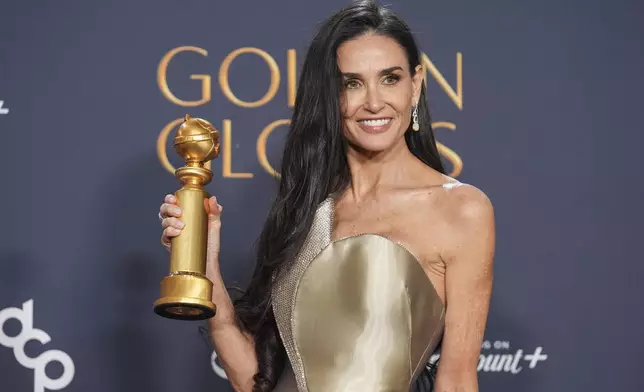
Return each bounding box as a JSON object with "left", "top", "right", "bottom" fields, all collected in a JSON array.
[{"left": 1, "top": 1, "right": 643, "bottom": 391}]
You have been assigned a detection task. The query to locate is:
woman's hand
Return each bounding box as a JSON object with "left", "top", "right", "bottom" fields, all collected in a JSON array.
[
  {"left": 159, "top": 194, "right": 255, "bottom": 390},
  {"left": 159, "top": 193, "right": 184, "bottom": 250},
  {"left": 158, "top": 194, "right": 224, "bottom": 269}
]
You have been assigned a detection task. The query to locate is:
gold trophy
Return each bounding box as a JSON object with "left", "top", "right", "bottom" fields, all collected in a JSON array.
[{"left": 154, "top": 114, "right": 219, "bottom": 320}]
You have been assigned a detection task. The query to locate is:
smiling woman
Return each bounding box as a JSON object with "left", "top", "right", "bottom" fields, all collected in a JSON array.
[
  {"left": 338, "top": 34, "right": 424, "bottom": 151},
  {"left": 157, "top": 1, "right": 495, "bottom": 391}
]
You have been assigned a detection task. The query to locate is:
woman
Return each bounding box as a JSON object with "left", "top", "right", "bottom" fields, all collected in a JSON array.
[{"left": 158, "top": 1, "right": 495, "bottom": 391}]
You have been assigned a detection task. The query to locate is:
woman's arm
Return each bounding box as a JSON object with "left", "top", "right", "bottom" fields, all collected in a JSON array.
[
  {"left": 206, "top": 262, "right": 258, "bottom": 392},
  {"left": 204, "top": 197, "right": 258, "bottom": 392},
  {"left": 160, "top": 195, "right": 258, "bottom": 392},
  {"left": 434, "top": 186, "right": 495, "bottom": 392}
]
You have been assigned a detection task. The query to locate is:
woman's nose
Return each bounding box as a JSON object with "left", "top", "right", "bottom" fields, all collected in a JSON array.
[{"left": 364, "top": 86, "right": 385, "bottom": 112}]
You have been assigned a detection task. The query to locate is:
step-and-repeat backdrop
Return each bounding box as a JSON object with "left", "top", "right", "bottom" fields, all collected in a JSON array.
[{"left": 1, "top": 1, "right": 642, "bottom": 391}]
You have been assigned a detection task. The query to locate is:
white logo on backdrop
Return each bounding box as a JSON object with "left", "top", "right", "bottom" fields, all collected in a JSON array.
[
  {"left": 211, "top": 340, "right": 547, "bottom": 380},
  {"left": 211, "top": 350, "right": 228, "bottom": 379},
  {"left": 427, "top": 340, "right": 547, "bottom": 374},
  {"left": 477, "top": 340, "right": 548, "bottom": 374},
  {"left": 0, "top": 100, "right": 9, "bottom": 115},
  {"left": 0, "top": 300, "right": 75, "bottom": 392}
]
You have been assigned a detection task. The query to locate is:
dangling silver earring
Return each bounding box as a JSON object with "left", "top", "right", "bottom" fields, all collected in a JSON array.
[{"left": 412, "top": 104, "right": 420, "bottom": 131}]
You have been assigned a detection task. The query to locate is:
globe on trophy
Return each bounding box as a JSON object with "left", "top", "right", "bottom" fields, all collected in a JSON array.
[{"left": 154, "top": 114, "right": 219, "bottom": 320}]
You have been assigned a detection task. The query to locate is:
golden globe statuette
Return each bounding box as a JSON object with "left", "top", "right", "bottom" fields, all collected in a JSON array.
[{"left": 154, "top": 114, "right": 219, "bottom": 321}]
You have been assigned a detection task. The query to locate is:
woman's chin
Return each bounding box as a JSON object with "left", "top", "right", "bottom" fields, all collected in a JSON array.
[
  {"left": 344, "top": 126, "right": 408, "bottom": 154},
  {"left": 349, "top": 137, "right": 399, "bottom": 154}
]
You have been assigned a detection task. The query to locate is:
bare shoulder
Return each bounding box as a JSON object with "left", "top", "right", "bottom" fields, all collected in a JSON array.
[
  {"left": 435, "top": 180, "right": 496, "bottom": 261},
  {"left": 441, "top": 180, "right": 494, "bottom": 225}
]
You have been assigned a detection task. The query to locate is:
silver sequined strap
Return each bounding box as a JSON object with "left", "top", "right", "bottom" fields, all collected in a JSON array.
[{"left": 272, "top": 198, "right": 334, "bottom": 392}]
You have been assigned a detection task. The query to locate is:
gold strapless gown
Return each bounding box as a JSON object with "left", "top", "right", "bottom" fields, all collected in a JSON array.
[{"left": 272, "top": 198, "right": 446, "bottom": 392}]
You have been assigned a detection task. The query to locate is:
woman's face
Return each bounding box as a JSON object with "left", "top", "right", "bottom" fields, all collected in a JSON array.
[{"left": 337, "top": 33, "right": 423, "bottom": 154}]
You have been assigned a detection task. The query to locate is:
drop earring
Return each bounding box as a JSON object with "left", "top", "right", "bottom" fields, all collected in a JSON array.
[{"left": 412, "top": 104, "right": 420, "bottom": 131}]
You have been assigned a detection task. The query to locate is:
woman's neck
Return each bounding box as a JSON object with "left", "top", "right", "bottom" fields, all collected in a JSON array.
[{"left": 344, "top": 138, "right": 420, "bottom": 203}]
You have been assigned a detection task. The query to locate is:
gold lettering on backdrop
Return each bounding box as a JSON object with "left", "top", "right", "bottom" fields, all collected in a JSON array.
[
  {"left": 421, "top": 52, "right": 464, "bottom": 174},
  {"left": 287, "top": 49, "right": 297, "bottom": 108},
  {"left": 257, "top": 119, "right": 290, "bottom": 178},
  {"left": 219, "top": 48, "right": 280, "bottom": 108},
  {"left": 257, "top": 120, "right": 291, "bottom": 178},
  {"left": 156, "top": 45, "right": 467, "bottom": 178},
  {"left": 432, "top": 122, "right": 462, "bottom": 177},
  {"left": 222, "top": 120, "right": 253, "bottom": 178},
  {"left": 157, "top": 46, "right": 211, "bottom": 107},
  {"left": 422, "top": 52, "right": 463, "bottom": 110},
  {"left": 157, "top": 117, "right": 213, "bottom": 174}
]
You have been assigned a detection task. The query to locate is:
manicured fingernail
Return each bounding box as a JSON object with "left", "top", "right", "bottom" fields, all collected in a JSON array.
[{"left": 177, "top": 220, "right": 185, "bottom": 229}]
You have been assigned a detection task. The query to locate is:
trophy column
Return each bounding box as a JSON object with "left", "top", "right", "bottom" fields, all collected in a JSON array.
[{"left": 154, "top": 115, "right": 219, "bottom": 321}]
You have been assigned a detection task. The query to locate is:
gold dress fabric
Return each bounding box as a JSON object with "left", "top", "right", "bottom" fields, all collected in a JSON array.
[{"left": 272, "top": 197, "right": 445, "bottom": 392}]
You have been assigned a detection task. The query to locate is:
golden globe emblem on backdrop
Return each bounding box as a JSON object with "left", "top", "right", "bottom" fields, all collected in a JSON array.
[{"left": 154, "top": 114, "right": 219, "bottom": 320}]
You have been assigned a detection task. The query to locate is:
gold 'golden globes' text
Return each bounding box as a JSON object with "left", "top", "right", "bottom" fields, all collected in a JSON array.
[{"left": 156, "top": 45, "right": 464, "bottom": 178}]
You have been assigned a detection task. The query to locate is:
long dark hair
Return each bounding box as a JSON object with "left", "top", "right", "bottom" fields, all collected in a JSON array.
[{"left": 232, "top": 1, "right": 445, "bottom": 391}]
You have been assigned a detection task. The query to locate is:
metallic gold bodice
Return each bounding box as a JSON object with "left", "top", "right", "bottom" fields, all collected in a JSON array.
[{"left": 272, "top": 198, "right": 445, "bottom": 392}]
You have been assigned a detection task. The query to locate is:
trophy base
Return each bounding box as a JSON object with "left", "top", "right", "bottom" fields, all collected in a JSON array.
[{"left": 153, "top": 273, "right": 216, "bottom": 321}]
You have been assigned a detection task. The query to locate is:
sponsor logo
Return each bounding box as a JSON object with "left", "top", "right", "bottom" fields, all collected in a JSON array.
[
  {"left": 428, "top": 340, "right": 548, "bottom": 374},
  {"left": 477, "top": 340, "right": 548, "bottom": 373},
  {"left": 211, "top": 350, "right": 228, "bottom": 379},
  {"left": 0, "top": 300, "right": 75, "bottom": 392},
  {"left": 211, "top": 339, "right": 548, "bottom": 380}
]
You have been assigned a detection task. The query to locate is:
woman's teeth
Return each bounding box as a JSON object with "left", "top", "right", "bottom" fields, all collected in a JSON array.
[{"left": 359, "top": 118, "right": 391, "bottom": 126}]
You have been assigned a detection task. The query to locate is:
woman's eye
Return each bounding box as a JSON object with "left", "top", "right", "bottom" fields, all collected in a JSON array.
[
  {"left": 344, "top": 80, "right": 360, "bottom": 89},
  {"left": 383, "top": 75, "right": 401, "bottom": 85}
]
